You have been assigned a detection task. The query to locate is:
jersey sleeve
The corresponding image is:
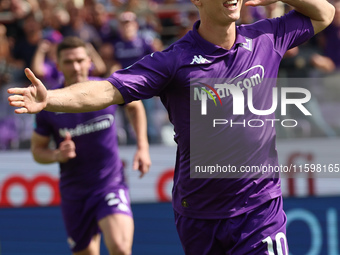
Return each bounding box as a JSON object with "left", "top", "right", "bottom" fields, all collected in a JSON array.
[
  {"left": 256, "top": 10, "right": 314, "bottom": 57},
  {"left": 34, "top": 111, "right": 53, "bottom": 137},
  {"left": 106, "top": 49, "right": 178, "bottom": 104}
]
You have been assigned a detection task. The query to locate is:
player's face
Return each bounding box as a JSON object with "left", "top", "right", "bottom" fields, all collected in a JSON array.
[
  {"left": 119, "top": 20, "right": 139, "bottom": 41},
  {"left": 57, "top": 47, "right": 92, "bottom": 86},
  {"left": 193, "top": 0, "right": 243, "bottom": 25}
]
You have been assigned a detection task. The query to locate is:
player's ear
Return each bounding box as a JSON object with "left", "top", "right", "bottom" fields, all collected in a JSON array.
[
  {"left": 56, "top": 61, "right": 61, "bottom": 72},
  {"left": 191, "top": 0, "right": 201, "bottom": 8}
]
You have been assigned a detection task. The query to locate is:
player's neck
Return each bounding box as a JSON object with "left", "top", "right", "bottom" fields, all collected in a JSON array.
[{"left": 197, "top": 21, "right": 236, "bottom": 50}]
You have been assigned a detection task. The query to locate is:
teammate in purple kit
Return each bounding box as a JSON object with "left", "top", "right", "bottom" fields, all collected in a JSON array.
[
  {"left": 29, "top": 36, "right": 151, "bottom": 255},
  {"left": 8, "top": 1, "right": 335, "bottom": 254},
  {"left": 113, "top": 11, "right": 155, "bottom": 69}
]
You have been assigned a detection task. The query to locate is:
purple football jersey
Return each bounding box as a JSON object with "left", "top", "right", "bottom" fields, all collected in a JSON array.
[
  {"left": 107, "top": 10, "right": 314, "bottom": 219},
  {"left": 34, "top": 79, "right": 124, "bottom": 200}
]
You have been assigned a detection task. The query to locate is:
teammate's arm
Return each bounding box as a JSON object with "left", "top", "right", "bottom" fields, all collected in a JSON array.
[
  {"left": 124, "top": 101, "right": 151, "bottom": 178},
  {"left": 246, "top": 0, "right": 335, "bottom": 34},
  {"left": 31, "top": 131, "right": 76, "bottom": 164},
  {"left": 31, "top": 40, "right": 50, "bottom": 78},
  {"left": 8, "top": 68, "right": 124, "bottom": 114}
]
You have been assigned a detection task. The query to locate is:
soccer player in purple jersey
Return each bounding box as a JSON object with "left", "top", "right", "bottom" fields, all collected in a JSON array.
[
  {"left": 8, "top": 1, "right": 335, "bottom": 254},
  {"left": 29, "top": 36, "right": 151, "bottom": 255}
]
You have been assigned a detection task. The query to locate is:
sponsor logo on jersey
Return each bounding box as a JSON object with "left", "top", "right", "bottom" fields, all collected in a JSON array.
[
  {"left": 193, "top": 65, "right": 265, "bottom": 115},
  {"left": 58, "top": 114, "right": 114, "bottom": 138}
]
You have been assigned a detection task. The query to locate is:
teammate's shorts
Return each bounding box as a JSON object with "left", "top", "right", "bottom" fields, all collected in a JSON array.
[
  {"left": 60, "top": 184, "right": 132, "bottom": 252},
  {"left": 174, "top": 196, "right": 288, "bottom": 255}
]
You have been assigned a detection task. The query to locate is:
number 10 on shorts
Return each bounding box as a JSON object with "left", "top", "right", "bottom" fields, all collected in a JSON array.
[{"left": 262, "top": 232, "right": 288, "bottom": 255}]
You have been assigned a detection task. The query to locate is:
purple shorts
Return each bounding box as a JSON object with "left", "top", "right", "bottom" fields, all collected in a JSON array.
[
  {"left": 175, "top": 196, "right": 288, "bottom": 255},
  {"left": 60, "top": 184, "right": 132, "bottom": 252}
]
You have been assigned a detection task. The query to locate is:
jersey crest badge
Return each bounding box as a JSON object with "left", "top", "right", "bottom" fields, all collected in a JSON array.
[{"left": 240, "top": 38, "right": 253, "bottom": 52}]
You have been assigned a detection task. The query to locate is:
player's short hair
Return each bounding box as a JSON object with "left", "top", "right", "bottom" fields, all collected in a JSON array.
[{"left": 57, "top": 36, "right": 87, "bottom": 58}]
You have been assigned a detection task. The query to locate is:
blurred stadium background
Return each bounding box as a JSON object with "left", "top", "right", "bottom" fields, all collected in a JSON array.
[{"left": 1, "top": 0, "right": 340, "bottom": 254}]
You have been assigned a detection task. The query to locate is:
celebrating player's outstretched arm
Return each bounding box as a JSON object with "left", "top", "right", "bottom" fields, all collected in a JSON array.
[
  {"left": 8, "top": 68, "right": 124, "bottom": 114},
  {"left": 246, "top": 0, "right": 335, "bottom": 34}
]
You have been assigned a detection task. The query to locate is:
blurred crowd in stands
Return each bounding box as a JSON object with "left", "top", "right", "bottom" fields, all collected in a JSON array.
[{"left": 0, "top": 0, "right": 340, "bottom": 150}]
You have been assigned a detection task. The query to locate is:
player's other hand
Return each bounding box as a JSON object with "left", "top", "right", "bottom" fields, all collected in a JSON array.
[
  {"left": 57, "top": 132, "right": 77, "bottom": 163},
  {"left": 8, "top": 68, "right": 47, "bottom": 114},
  {"left": 133, "top": 147, "right": 151, "bottom": 178},
  {"left": 245, "top": 0, "right": 278, "bottom": 7}
]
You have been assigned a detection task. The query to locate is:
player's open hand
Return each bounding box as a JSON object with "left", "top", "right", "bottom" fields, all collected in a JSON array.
[
  {"left": 133, "top": 147, "right": 151, "bottom": 178},
  {"left": 245, "top": 0, "right": 278, "bottom": 7},
  {"left": 8, "top": 68, "right": 48, "bottom": 114}
]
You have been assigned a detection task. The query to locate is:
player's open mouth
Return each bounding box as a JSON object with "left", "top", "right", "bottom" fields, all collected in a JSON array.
[{"left": 223, "top": 0, "right": 238, "bottom": 10}]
